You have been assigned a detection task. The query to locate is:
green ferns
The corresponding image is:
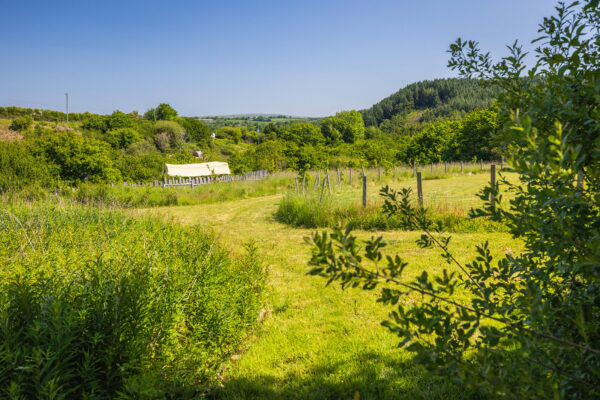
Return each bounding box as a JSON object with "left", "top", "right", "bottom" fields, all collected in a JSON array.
[{"left": 0, "top": 204, "right": 266, "bottom": 398}]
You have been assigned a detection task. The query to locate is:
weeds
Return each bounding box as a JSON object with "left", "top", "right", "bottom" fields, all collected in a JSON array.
[{"left": 0, "top": 203, "right": 266, "bottom": 397}]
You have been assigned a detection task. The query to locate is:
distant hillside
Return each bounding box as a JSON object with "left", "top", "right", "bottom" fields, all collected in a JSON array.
[
  {"left": 198, "top": 114, "right": 320, "bottom": 130},
  {"left": 199, "top": 114, "right": 311, "bottom": 119},
  {"left": 361, "top": 78, "right": 499, "bottom": 132}
]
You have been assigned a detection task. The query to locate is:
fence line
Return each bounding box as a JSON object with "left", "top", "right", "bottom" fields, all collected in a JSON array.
[
  {"left": 120, "top": 169, "right": 269, "bottom": 189},
  {"left": 295, "top": 162, "right": 501, "bottom": 208}
]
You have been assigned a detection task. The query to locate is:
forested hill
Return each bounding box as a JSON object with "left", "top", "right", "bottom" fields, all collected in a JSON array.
[{"left": 361, "top": 78, "right": 499, "bottom": 131}]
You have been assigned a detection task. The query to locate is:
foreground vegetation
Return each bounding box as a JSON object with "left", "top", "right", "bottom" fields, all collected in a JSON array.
[
  {"left": 307, "top": 1, "right": 600, "bottom": 398},
  {"left": 0, "top": 203, "right": 266, "bottom": 398},
  {"left": 142, "top": 190, "right": 522, "bottom": 399}
]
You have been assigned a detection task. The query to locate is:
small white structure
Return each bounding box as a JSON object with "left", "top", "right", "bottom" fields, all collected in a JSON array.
[
  {"left": 192, "top": 150, "right": 203, "bottom": 158},
  {"left": 164, "top": 162, "right": 231, "bottom": 177}
]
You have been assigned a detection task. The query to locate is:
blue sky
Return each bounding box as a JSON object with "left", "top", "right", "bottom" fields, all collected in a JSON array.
[{"left": 1, "top": 1, "right": 557, "bottom": 117}]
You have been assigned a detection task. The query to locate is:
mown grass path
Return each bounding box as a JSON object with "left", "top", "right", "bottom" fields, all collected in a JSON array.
[{"left": 142, "top": 175, "right": 520, "bottom": 399}]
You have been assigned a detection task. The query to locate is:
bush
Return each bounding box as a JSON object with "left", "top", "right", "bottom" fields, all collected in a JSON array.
[
  {"left": 9, "top": 115, "right": 33, "bottom": 132},
  {"left": 0, "top": 204, "right": 266, "bottom": 397},
  {"left": 105, "top": 127, "right": 141, "bottom": 149},
  {"left": 0, "top": 141, "right": 55, "bottom": 192},
  {"left": 178, "top": 117, "right": 210, "bottom": 144},
  {"left": 154, "top": 121, "right": 186, "bottom": 151},
  {"left": 31, "top": 131, "right": 121, "bottom": 183}
]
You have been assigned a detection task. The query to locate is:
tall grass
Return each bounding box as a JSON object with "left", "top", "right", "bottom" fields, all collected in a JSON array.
[
  {"left": 2, "top": 173, "right": 296, "bottom": 209},
  {"left": 275, "top": 192, "right": 506, "bottom": 233},
  {"left": 0, "top": 203, "right": 266, "bottom": 397}
]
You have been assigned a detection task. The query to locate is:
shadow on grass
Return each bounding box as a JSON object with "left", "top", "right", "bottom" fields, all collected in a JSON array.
[{"left": 209, "top": 351, "right": 472, "bottom": 400}]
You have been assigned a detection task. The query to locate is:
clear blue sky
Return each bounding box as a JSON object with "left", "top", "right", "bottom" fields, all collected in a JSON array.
[{"left": 1, "top": 1, "right": 556, "bottom": 117}]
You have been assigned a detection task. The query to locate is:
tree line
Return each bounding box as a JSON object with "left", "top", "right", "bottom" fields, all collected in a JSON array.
[{"left": 1, "top": 80, "right": 502, "bottom": 189}]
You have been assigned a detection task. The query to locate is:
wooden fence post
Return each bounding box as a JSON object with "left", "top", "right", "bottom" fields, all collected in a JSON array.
[
  {"left": 337, "top": 167, "right": 341, "bottom": 185},
  {"left": 362, "top": 172, "right": 367, "bottom": 207},
  {"left": 416, "top": 172, "right": 423, "bottom": 208},
  {"left": 320, "top": 176, "right": 327, "bottom": 202},
  {"left": 430, "top": 163, "right": 433, "bottom": 173},
  {"left": 302, "top": 173, "right": 306, "bottom": 194},
  {"left": 490, "top": 164, "right": 496, "bottom": 212},
  {"left": 326, "top": 169, "right": 332, "bottom": 194},
  {"left": 295, "top": 177, "right": 299, "bottom": 194},
  {"left": 461, "top": 161, "right": 464, "bottom": 174},
  {"left": 444, "top": 162, "right": 447, "bottom": 174},
  {"left": 413, "top": 161, "right": 416, "bottom": 177},
  {"left": 378, "top": 165, "right": 381, "bottom": 181}
]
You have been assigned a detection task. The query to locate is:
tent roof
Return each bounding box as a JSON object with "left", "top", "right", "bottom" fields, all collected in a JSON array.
[{"left": 165, "top": 162, "right": 231, "bottom": 177}]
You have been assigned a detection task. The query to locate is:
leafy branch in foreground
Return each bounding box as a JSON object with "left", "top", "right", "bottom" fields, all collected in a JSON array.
[{"left": 308, "top": 1, "right": 600, "bottom": 398}]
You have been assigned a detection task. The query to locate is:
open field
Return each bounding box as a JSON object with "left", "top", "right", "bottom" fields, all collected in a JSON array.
[
  {"left": 139, "top": 171, "right": 522, "bottom": 399},
  {"left": 278, "top": 166, "right": 515, "bottom": 232}
]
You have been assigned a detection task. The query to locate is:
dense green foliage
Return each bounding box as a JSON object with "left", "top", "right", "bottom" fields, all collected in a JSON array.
[
  {"left": 0, "top": 82, "right": 506, "bottom": 190},
  {"left": 0, "top": 141, "right": 55, "bottom": 191},
  {"left": 0, "top": 106, "right": 88, "bottom": 122},
  {"left": 8, "top": 115, "right": 33, "bottom": 132},
  {"left": 360, "top": 78, "right": 500, "bottom": 131},
  {"left": 308, "top": 1, "right": 600, "bottom": 398},
  {"left": 144, "top": 103, "right": 179, "bottom": 121},
  {"left": 0, "top": 204, "right": 266, "bottom": 397}
]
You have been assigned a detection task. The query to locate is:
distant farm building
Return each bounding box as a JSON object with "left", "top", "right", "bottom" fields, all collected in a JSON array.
[
  {"left": 164, "top": 162, "right": 231, "bottom": 177},
  {"left": 192, "top": 150, "right": 203, "bottom": 158}
]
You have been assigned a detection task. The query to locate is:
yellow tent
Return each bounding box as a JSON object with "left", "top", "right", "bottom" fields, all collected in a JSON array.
[{"left": 164, "top": 162, "right": 231, "bottom": 177}]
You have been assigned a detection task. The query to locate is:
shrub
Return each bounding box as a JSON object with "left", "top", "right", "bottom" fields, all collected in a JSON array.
[
  {"left": 9, "top": 115, "right": 33, "bottom": 132},
  {"left": 31, "top": 131, "right": 121, "bottom": 183},
  {"left": 105, "top": 127, "right": 141, "bottom": 149},
  {"left": 154, "top": 121, "right": 186, "bottom": 151},
  {"left": 0, "top": 141, "right": 55, "bottom": 192},
  {"left": 0, "top": 204, "right": 266, "bottom": 397},
  {"left": 178, "top": 117, "right": 210, "bottom": 144}
]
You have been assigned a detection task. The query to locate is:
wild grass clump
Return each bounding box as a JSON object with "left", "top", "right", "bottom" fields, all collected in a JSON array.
[
  {"left": 0, "top": 203, "right": 266, "bottom": 398},
  {"left": 275, "top": 192, "right": 506, "bottom": 233}
]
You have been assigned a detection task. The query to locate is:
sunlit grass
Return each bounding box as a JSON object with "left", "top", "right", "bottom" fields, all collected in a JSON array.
[{"left": 140, "top": 171, "right": 521, "bottom": 399}]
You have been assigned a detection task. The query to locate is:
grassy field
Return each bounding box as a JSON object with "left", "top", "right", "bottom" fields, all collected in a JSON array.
[
  {"left": 276, "top": 168, "right": 514, "bottom": 232},
  {"left": 139, "top": 170, "right": 521, "bottom": 399}
]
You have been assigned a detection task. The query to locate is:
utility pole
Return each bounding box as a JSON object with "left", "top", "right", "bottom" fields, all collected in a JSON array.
[{"left": 65, "top": 93, "right": 69, "bottom": 123}]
